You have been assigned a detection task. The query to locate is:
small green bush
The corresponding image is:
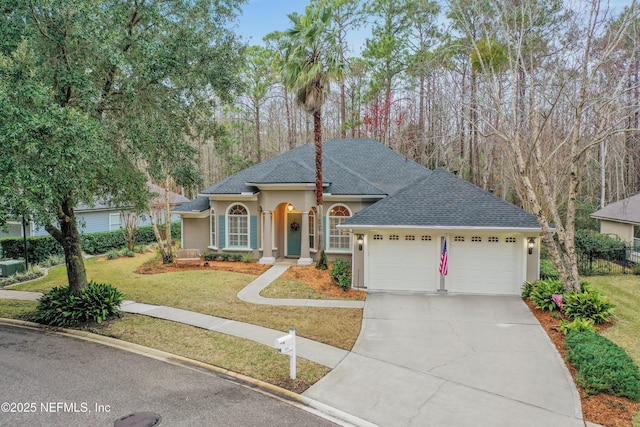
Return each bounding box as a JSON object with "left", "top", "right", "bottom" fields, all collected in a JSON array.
[
  {"left": 529, "top": 279, "right": 565, "bottom": 311},
  {"left": 539, "top": 259, "right": 560, "bottom": 280},
  {"left": 558, "top": 318, "right": 596, "bottom": 335},
  {"left": 203, "top": 252, "right": 219, "bottom": 262},
  {"left": 521, "top": 281, "right": 536, "bottom": 298},
  {"left": 119, "top": 248, "right": 135, "bottom": 257},
  {"left": 563, "top": 288, "right": 615, "bottom": 324},
  {"left": 231, "top": 253, "right": 243, "bottom": 262},
  {"left": 330, "top": 259, "right": 351, "bottom": 291},
  {"left": 31, "top": 281, "right": 124, "bottom": 327},
  {"left": 242, "top": 252, "right": 253, "bottom": 263},
  {"left": 105, "top": 250, "right": 120, "bottom": 260},
  {"left": 220, "top": 253, "right": 231, "bottom": 261},
  {"left": 566, "top": 330, "right": 640, "bottom": 400}
]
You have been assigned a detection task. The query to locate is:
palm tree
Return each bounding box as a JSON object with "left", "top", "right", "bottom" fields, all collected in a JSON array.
[{"left": 283, "top": 5, "right": 345, "bottom": 269}]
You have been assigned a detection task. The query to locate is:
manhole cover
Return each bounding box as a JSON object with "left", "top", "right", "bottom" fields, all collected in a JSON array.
[{"left": 114, "top": 412, "right": 161, "bottom": 427}]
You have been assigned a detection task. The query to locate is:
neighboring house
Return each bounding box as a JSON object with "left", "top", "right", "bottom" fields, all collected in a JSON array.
[
  {"left": 174, "top": 138, "right": 542, "bottom": 295},
  {"left": 591, "top": 193, "right": 640, "bottom": 245},
  {"left": 0, "top": 183, "right": 189, "bottom": 239}
]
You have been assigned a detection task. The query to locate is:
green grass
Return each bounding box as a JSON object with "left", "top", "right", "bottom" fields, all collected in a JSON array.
[
  {"left": 12, "top": 253, "right": 362, "bottom": 349},
  {"left": 587, "top": 275, "right": 640, "bottom": 366},
  {"left": 90, "top": 314, "right": 329, "bottom": 393},
  {"left": 262, "top": 277, "right": 357, "bottom": 300},
  {"left": 0, "top": 300, "right": 38, "bottom": 320}
]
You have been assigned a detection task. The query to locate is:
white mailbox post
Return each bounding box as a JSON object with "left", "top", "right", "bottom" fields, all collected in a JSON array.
[{"left": 274, "top": 328, "right": 296, "bottom": 379}]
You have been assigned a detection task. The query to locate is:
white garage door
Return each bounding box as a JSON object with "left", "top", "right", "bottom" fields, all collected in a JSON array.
[
  {"left": 367, "top": 232, "right": 438, "bottom": 291},
  {"left": 447, "top": 234, "right": 522, "bottom": 295}
]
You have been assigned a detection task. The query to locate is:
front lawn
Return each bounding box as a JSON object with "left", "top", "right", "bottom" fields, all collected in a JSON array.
[
  {"left": 11, "top": 253, "right": 362, "bottom": 350},
  {"left": 587, "top": 275, "right": 640, "bottom": 366}
]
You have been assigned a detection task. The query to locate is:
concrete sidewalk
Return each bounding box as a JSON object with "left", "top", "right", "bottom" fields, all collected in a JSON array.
[
  {"left": 237, "top": 264, "right": 364, "bottom": 308},
  {"left": 119, "top": 300, "right": 348, "bottom": 368}
]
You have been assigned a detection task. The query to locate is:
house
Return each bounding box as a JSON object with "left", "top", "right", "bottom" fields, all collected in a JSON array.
[
  {"left": 591, "top": 193, "right": 640, "bottom": 245},
  {"left": 174, "top": 138, "right": 542, "bottom": 295},
  {"left": 0, "top": 183, "right": 189, "bottom": 239}
]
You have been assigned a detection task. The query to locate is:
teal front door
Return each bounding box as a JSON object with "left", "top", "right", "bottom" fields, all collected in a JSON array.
[{"left": 287, "top": 213, "right": 302, "bottom": 257}]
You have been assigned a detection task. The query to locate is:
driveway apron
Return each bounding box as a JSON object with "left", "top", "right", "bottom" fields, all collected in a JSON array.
[{"left": 303, "top": 293, "right": 584, "bottom": 427}]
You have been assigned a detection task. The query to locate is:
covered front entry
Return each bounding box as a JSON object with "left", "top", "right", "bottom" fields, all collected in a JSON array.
[
  {"left": 446, "top": 234, "right": 523, "bottom": 295},
  {"left": 366, "top": 231, "right": 438, "bottom": 291}
]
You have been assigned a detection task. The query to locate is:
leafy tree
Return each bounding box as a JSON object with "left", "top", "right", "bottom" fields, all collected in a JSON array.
[
  {"left": 0, "top": 0, "right": 244, "bottom": 291},
  {"left": 283, "top": 4, "right": 346, "bottom": 269}
]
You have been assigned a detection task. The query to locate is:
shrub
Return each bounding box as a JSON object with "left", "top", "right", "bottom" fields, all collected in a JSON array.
[
  {"left": 330, "top": 259, "right": 351, "bottom": 291},
  {"left": 565, "top": 330, "right": 640, "bottom": 400},
  {"left": 539, "top": 259, "right": 560, "bottom": 280},
  {"left": 558, "top": 318, "right": 596, "bottom": 335},
  {"left": 529, "top": 279, "right": 565, "bottom": 311},
  {"left": 119, "top": 248, "right": 135, "bottom": 257},
  {"left": 521, "top": 281, "right": 537, "bottom": 298},
  {"left": 220, "top": 253, "right": 232, "bottom": 261},
  {"left": 242, "top": 252, "right": 253, "bottom": 263},
  {"left": 105, "top": 250, "right": 120, "bottom": 260},
  {"left": 203, "top": 252, "right": 219, "bottom": 262},
  {"left": 31, "top": 281, "right": 124, "bottom": 327},
  {"left": 563, "top": 288, "right": 615, "bottom": 324},
  {"left": 575, "top": 230, "right": 627, "bottom": 260},
  {"left": 231, "top": 253, "right": 243, "bottom": 262},
  {"left": 39, "top": 253, "right": 65, "bottom": 268},
  {"left": 0, "top": 266, "right": 44, "bottom": 287},
  {"left": 0, "top": 235, "right": 63, "bottom": 265}
]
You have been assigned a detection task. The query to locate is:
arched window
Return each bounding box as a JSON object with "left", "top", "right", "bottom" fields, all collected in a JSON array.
[
  {"left": 227, "top": 204, "right": 249, "bottom": 248},
  {"left": 309, "top": 208, "right": 316, "bottom": 250},
  {"left": 327, "top": 204, "right": 351, "bottom": 251},
  {"left": 210, "top": 208, "right": 216, "bottom": 247}
]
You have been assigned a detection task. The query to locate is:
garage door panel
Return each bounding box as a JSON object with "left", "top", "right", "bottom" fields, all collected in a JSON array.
[
  {"left": 368, "top": 234, "right": 437, "bottom": 292},
  {"left": 448, "top": 236, "right": 522, "bottom": 295}
]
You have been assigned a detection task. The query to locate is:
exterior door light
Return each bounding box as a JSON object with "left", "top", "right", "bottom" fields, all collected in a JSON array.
[
  {"left": 287, "top": 204, "right": 293, "bottom": 212},
  {"left": 528, "top": 238, "right": 535, "bottom": 255},
  {"left": 357, "top": 234, "right": 364, "bottom": 251}
]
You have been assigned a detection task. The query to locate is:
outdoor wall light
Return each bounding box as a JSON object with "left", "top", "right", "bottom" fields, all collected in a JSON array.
[
  {"left": 357, "top": 234, "right": 364, "bottom": 251},
  {"left": 528, "top": 238, "right": 535, "bottom": 255},
  {"left": 287, "top": 204, "right": 293, "bottom": 212}
]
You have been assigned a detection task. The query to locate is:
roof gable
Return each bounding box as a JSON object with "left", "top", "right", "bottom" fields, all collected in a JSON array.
[
  {"left": 591, "top": 193, "right": 640, "bottom": 225},
  {"left": 201, "top": 138, "right": 429, "bottom": 197},
  {"left": 342, "top": 169, "right": 540, "bottom": 229}
]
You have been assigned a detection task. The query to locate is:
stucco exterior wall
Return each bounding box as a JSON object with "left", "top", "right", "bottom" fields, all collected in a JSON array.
[
  {"left": 600, "top": 220, "right": 635, "bottom": 244},
  {"left": 181, "top": 216, "right": 210, "bottom": 252}
]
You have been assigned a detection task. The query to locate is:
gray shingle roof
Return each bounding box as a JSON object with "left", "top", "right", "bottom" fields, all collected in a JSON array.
[
  {"left": 171, "top": 196, "right": 210, "bottom": 213},
  {"left": 341, "top": 169, "right": 541, "bottom": 229},
  {"left": 591, "top": 193, "right": 640, "bottom": 225},
  {"left": 201, "top": 138, "right": 429, "bottom": 196}
]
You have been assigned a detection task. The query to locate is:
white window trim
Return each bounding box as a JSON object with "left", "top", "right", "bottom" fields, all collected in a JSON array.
[
  {"left": 226, "top": 203, "right": 251, "bottom": 249},
  {"left": 209, "top": 208, "right": 217, "bottom": 250},
  {"left": 326, "top": 203, "right": 352, "bottom": 252},
  {"left": 109, "top": 213, "right": 120, "bottom": 231},
  {"left": 309, "top": 208, "right": 317, "bottom": 251}
]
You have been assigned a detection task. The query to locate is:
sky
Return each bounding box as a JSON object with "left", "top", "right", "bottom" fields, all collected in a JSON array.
[{"left": 232, "top": 0, "right": 309, "bottom": 45}]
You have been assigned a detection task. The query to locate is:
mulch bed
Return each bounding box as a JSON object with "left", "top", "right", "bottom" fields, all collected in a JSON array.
[
  {"left": 135, "top": 258, "right": 271, "bottom": 276},
  {"left": 524, "top": 299, "right": 640, "bottom": 427}
]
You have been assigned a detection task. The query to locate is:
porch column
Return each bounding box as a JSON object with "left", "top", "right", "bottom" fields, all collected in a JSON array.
[
  {"left": 298, "top": 211, "right": 313, "bottom": 265},
  {"left": 259, "top": 210, "right": 275, "bottom": 264}
]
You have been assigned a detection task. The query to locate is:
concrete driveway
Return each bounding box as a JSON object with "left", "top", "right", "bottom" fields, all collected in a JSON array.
[{"left": 304, "top": 293, "right": 584, "bottom": 427}]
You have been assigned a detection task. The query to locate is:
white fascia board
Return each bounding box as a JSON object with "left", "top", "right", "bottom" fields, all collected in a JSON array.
[
  {"left": 203, "top": 193, "right": 259, "bottom": 201},
  {"left": 247, "top": 183, "right": 315, "bottom": 191},
  {"left": 591, "top": 215, "right": 640, "bottom": 226},
  {"left": 337, "top": 224, "right": 543, "bottom": 233},
  {"left": 175, "top": 211, "right": 209, "bottom": 219}
]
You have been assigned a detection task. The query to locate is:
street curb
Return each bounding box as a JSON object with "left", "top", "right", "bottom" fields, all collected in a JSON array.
[{"left": 0, "top": 318, "right": 376, "bottom": 427}]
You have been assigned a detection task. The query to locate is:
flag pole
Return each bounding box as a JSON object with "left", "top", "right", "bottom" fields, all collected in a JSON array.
[{"left": 438, "top": 235, "right": 448, "bottom": 294}]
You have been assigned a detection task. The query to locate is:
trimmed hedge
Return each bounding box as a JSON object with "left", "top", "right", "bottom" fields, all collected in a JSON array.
[
  {"left": 566, "top": 330, "right": 640, "bottom": 400},
  {"left": 1, "top": 222, "right": 181, "bottom": 264}
]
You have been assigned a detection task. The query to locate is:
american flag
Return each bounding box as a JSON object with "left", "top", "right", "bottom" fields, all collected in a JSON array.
[{"left": 439, "top": 237, "right": 448, "bottom": 276}]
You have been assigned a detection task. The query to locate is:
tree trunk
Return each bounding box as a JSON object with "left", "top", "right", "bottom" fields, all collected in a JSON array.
[
  {"left": 255, "top": 105, "right": 262, "bottom": 162},
  {"left": 45, "top": 199, "right": 87, "bottom": 296},
  {"left": 313, "top": 109, "right": 326, "bottom": 269}
]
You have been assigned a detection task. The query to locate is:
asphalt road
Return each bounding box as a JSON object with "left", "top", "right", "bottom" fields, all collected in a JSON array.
[{"left": 0, "top": 324, "right": 338, "bottom": 427}]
